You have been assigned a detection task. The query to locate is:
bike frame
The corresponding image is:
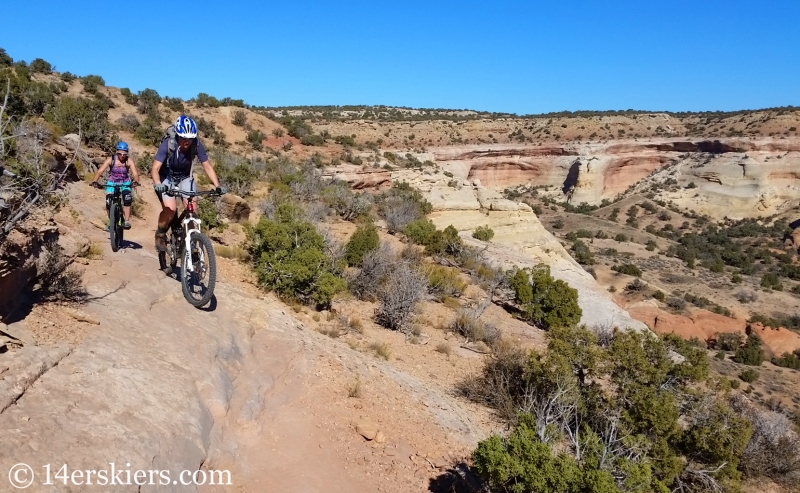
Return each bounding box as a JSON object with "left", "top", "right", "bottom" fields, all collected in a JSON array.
[
  {"left": 165, "top": 187, "right": 216, "bottom": 274},
  {"left": 180, "top": 199, "right": 202, "bottom": 273}
]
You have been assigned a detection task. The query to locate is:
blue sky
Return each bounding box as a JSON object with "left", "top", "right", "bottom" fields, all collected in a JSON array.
[{"left": 2, "top": 1, "right": 798, "bottom": 114}]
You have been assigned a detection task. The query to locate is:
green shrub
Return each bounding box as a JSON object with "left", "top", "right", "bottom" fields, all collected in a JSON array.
[
  {"left": 60, "top": 71, "right": 77, "bottom": 82},
  {"left": 163, "top": 96, "right": 184, "bottom": 112},
  {"left": 771, "top": 349, "right": 800, "bottom": 370},
  {"left": 760, "top": 272, "right": 783, "bottom": 291},
  {"left": 334, "top": 134, "right": 355, "bottom": 146},
  {"left": 46, "top": 96, "right": 118, "bottom": 148},
  {"left": 345, "top": 223, "right": 379, "bottom": 267},
  {"left": 465, "top": 326, "right": 728, "bottom": 492},
  {"left": 729, "top": 378, "right": 740, "bottom": 389},
  {"left": 246, "top": 203, "right": 346, "bottom": 308},
  {"left": 472, "top": 225, "right": 494, "bottom": 241},
  {"left": 193, "top": 92, "right": 221, "bottom": 108},
  {"left": 217, "top": 161, "right": 258, "bottom": 197},
  {"left": 246, "top": 129, "right": 266, "bottom": 150},
  {"left": 133, "top": 116, "right": 163, "bottom": 146},
  {"left": 80, "top": 74, "right": 105, "bottom": 94},
  {"left": 571, "top": 240, "right": 595, "bottom": 265},
  {"left": 612, "top": 263, "right": 642, "bottom": 277},
  {"left": 510, "top": 265, "right": 582, "bottom": 329},
  {"left": 403, "top": 218, "right": 438, "bottom": 245},
  {"left": 120, "top": 87, "right": 138, "bottom": 105},
  {"left": 278, "top": 115, "right": 313, "bottom": 139},
  {"left": 29, "top": 58, "right": 52, "bottom": 74},
  {"left": 197, "top": 197, "right": 225, "bottom": 232},
  {"left": 552, "top": 218, "right": 564, "bottom": 229},
  {"left": 136, "top": 88, "right": 161, "bottom": 117},
  {"left": 472, "top": 414, "right": 619, "bottom": 493},
  {"left": 0, "top": 48, "right": 14, "bottom": 67},
  {"left": 300, "top": 133, "right": 325, "bottom": 146},
  {"left": 732, "top": 333, "right": 764, "bottom": 366},
  {"left": 739, "top": 368, "right": 759, "bottom": 383},
  {"left": 232, "top": 109, "right": 247, "bottom": 126},
  {"left": 716, "top": 332, "right": 744, "bottom": 351},
  {"left": 614, "top": 233, "right": 627, "bottom": 242},
  {"left": 646, "top": 239, "right": 657, "bottom": 251},
  {"left": 653, "top": 290, "right": 665, "bottom": 301}
]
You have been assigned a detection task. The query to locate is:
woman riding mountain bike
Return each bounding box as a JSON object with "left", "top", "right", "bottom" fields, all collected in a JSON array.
[
  {"left": 151, "top": 115, "right": 226, "bottom": 252},
  {"left": 91, "top": 141, "right": 140, "bottom": 229}
]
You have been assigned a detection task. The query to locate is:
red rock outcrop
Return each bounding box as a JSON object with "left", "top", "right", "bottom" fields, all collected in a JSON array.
[
  {"left": 627, "top": 305, "right": 800, "bottom": 357},
  {"left": 628, "top": 306, "right": 747, "bottom": 342},
  {"left": 747, "top": 322, "right": 800, "bottom": 358}
]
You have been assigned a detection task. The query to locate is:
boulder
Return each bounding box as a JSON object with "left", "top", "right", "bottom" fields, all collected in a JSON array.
[{"left": 220, "top": 194, "right": 251, "bottom": 222}]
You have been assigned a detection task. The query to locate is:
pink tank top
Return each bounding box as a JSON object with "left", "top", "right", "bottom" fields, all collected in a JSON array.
[{"left": 108, "top": 156, "right": 130, "bottom": 183}]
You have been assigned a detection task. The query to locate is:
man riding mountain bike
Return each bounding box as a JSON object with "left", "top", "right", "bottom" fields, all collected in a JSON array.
[
  {"left": 151, "top": 115, "right": 226, "bottom": 252},
  {"left": 91, "top": 141, "right": 140, "bottom": 229}
]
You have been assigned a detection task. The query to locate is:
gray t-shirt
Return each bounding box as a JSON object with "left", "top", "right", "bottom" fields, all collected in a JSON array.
[{"left": 154, "top": 138, "right": 209, "bottom": 179}]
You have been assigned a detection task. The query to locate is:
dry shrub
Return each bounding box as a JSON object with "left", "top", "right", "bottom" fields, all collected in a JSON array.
[
  {"left": 459, "top": 345, "right": 529, "bottom": 421},
  {"left": 730, "top": 394, "right": 800, "bottom": 482},
  {"left": 449, "top": 311, "right": 487, "bottom": 342},
  {"left": 436, "top": 343, "right": 452, "bottom": 356},
  {"left": 347, "top": 376, "right": 363, "bottom": 398},
  {"left": 425, "top": 264, "right": 467, "bottom": 301},
  {"left": 369, "top": 341, "right": 391, "bottom": 360},
  {"left": 400, "top": 244, "right": 424, "bottom": 264},
  {"left": 130, "top": 193, "right": 147, "bottom": 219},
  {"left": 348, "top": 243, "right": 394, "bottom": 301},
  {"left": 375, "top": 260, "right": 427, "bottom": 332},
  {"left": 442, "top": 296, "right": 461, "bottom": 310},
  {"left": 448, "top": 310, "right": 502, "bottom": 346},
  {"left": 348, "top": 317, "right": 364, "bottom": 334},
  {"left": 79, "top": 242, "right": 103, "bottom": 260},
  {"left": 383, "top": 197, "right": 422, "bottom": 232},
  {"left": 735, "top": 289, "right": 758, "bottom": 304},
  {"left": 216, "top": 245, "right": 249, "bottom": 261},
  {"left": 318, "top": 325, "right": 342, "bottom": 338},
  {"left": 32, "top": 240, "right": 87, "bottom": 301}
]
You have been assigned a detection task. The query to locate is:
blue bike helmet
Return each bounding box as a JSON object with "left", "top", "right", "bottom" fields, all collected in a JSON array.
[
  {"left": 174, "top": 115, "right": 198, "bottom": 139},
  {"left": 115, "top": 141, "right": 129, "bottom": 152}
]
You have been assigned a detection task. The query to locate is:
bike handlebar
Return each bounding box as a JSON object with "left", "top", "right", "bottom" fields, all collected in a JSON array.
[
  {"left": 163, "top": 188, "right": 221, "bottom": 198},
  {"left": 93, "top": 180, "right": 140, "bottom": 189}
]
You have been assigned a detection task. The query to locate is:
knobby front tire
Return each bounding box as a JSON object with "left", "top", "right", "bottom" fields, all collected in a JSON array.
[
  {"left": 180, "top": 231, "right": 216, "bottom": 308},
  {"left": 109, "top": 202, "right": 122, "bottom": 252}
]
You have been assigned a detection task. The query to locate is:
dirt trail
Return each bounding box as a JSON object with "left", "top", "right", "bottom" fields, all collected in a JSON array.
[{"left": 0, "top": 184, "right": 487, "bottom": 492}]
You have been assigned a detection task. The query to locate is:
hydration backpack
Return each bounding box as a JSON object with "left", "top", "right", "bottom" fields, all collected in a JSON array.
[{"left": 161, "top": 125, "right": 198, "bottom": 165}]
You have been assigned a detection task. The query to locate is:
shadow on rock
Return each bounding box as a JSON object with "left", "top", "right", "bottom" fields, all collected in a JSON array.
[
  {"left": 122, "top": 240, "right": 142, "bottom": 250},
  {"left": 428, "top": 462, "right": 483, "bottom": 493},
  {"left": 197, "top": 294, "right": 217, "bottom": 312}
]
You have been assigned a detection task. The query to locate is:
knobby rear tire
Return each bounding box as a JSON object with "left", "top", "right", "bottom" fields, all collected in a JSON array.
[
  {"left": 180, "top": 231, "right": 216, "bottom": 308},
  {"left": 158, "top": 231, "right": 178, "bottom": 275},
  {"left": 109, "top": 202, "right": 122, "bottom": 252}
]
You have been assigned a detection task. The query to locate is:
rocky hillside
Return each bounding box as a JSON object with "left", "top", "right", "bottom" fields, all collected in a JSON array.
[{"left": 2, "top": 51, "right": 800, "bottom": 492}]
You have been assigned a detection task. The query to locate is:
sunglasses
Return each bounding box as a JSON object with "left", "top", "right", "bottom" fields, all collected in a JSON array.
[{"left": 116, "top": 152, "right": 128, "bottom": 157}]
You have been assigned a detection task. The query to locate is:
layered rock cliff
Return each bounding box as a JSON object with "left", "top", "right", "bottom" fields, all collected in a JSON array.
[{"left": 365, "top": 137, "right": 800, "bottom": 219}]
